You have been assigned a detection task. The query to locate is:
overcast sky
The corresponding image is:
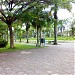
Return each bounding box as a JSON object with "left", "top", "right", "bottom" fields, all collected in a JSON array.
[
  {"left": 1, "top": 2, "right": 75, "bottom": 20},
  {"left": 44, "top": 3, "right": 75, "bottom": 20},
  {"left": 57, "top": 3, "right": 75, "bottom": 20},
  {"left": 57, "top": 9, "right": 72, "bottom": 20}
]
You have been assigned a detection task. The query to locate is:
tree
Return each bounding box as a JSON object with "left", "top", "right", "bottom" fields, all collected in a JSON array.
[
  {"left": 70, "top": 19, "right": 75, "bottom": 36},
  {"left": 21, "top": 12, "right": 33, "bottom": 43},
  {"left": 17, "top": 20, "right": 22, "bottom": 42},
  {"left": 31, "top": 4, "right": 48, "bottom": 46},
  {"left": 41, "top": 0, "right": 73, "bottom": 44},
  {"left": 0, "top": 0, "right": 38, "bottom": 48},
  {"left": 0, "top": 21, "right": 8, "bottom": 40}
]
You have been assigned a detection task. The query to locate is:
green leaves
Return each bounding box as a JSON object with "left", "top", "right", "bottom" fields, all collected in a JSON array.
[{"left": 0, "top": 21, "right": 7, "bottom": 34}]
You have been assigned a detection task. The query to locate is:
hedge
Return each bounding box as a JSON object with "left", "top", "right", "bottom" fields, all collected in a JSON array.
[{"left": 0, "top": 38, "right": 8, "bottom": 48}]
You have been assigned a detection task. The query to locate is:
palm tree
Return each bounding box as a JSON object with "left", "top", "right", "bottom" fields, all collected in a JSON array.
[
  {"left": 41, "top": 0, "right": 73, "bottom": 44},
  {"left": 31, "top": 5, "right": 48, "bottom": 46}
]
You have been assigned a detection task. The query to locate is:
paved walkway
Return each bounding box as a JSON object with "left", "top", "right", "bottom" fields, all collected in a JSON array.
[{"left": 0, "top": 42, "right": 74, "bottom": 75}]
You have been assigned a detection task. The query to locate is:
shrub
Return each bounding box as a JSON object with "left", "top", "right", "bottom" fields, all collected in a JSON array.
[{"left": 0, "top": 38, "right": 8, "bottom": 48}]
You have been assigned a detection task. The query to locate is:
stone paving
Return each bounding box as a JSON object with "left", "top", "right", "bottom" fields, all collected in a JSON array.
[{"left": 0, "top": 42, "right": 74, "bottom": 75}]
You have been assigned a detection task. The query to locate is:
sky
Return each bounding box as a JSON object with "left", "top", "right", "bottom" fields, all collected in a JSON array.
[
  {"left": 57, "top": 3, "right": 75, "bottom": 30},
  {"left": 57, "top": 9, "right": 72, "bottom": 20},
  {"left": 44, "top": 3, "right": 75, "bottom": 31},
  {"left": 44, "top": 3, "right": 75, "bottom": 20},
  {"left": 1, "top": 2, "right": 75, "bottom": 20},
  {"left": 57, "top": 3, "right": 75, "bottom": 20}
]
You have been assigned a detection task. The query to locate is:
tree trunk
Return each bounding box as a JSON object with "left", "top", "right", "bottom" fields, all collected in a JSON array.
[
  {"left": 26, "top": 22, "right": 29, "bottom": 43},
  {"left": 19, "top": 31, "right": 22, "bottom": 42},
  {"left": 36, "top": 26, "right": 39, "bottom": 46},
  {"left": 19, "top": 26, "right": 22, "bottom": 42},
  {"left": 6, "top": 29, "right": 9, "bottom": 43},
  {"left": 14, "top": 31, "right": 17, "bottom": 42},
  {"left": 40, "top": 27, "right": 42, "bottom": 46},
  {"left": 72, "top": 27, "right": 74, "bottom": 36},
  {"left": 60, "top": 26, "right": 63, "bottom": 37},
  {"left": 53, "top": 4, "right": 58, "bottom": 45},
  {"left": 54, "top": 23, "right": 57, "bottom": 44},
  {"left": 49, "top": 30, "right": 52, "bottom": 38},
  {"left": 26, "top": 30, "right": 29, "bottom": 43},
  {"left": 8, "top": 25, "right": 14, "bottom": 48}
]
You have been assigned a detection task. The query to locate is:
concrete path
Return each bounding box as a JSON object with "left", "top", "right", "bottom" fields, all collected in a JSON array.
[{"left": 0, "top": 42, "right": 74, "bottom": 75}]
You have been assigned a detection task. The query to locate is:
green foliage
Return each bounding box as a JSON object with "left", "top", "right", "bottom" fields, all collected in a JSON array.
[
  {"left": 21, "top": 12, "right": 33, "bottom": 23},
  {"left": 0, "top": 21, "right": 7, "bottom": 34},
  {"left": 0, "top": 38, "right": 8, "bottom": 48}
]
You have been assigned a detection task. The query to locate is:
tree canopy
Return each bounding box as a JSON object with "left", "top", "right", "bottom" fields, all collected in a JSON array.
[
  {"left": 0, "top": 0, "right": 40, "bottom": 48},
  {"left": 0, "top": 0, "right": 75, "bottom": 48}
]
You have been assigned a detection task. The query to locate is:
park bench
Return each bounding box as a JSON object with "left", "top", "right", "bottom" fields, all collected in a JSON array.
[{"left": 48, "top": 40, "right": 54, "bottom": 44}]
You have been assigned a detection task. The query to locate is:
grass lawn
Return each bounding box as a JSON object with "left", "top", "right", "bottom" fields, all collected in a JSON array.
[
  {"left": 57, "top": 36, "right": 75, "bottom": 40},
  {"left": 29, "top": 36, "right": 74, "bottom": 40},
  {"left": 0, "top": 44, "right": 40, "bottom": 53},
  {"left": 16, "top": 36, "right": 74, "bottom": 42}
]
